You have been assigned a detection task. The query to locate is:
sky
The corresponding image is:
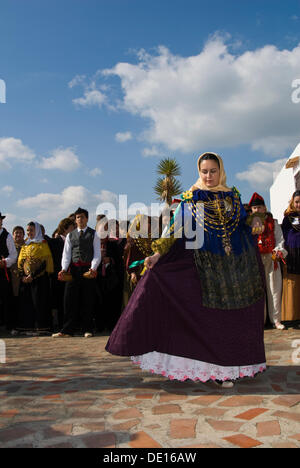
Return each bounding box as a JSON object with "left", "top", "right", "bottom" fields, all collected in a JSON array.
[{"left": 0, "top": 0, "right": 300, "bottom": 234}]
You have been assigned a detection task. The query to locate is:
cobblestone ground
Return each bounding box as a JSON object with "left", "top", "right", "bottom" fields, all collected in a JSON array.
[{"left": 0, "top": 329, "right": 299, "bottom": 448}]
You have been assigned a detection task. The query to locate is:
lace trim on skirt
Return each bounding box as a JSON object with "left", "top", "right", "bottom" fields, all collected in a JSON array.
[{"left": 131, "top": 351, "right": 266, "bottom": 382}]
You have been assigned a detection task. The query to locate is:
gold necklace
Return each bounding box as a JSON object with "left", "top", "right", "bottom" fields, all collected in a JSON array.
[{"left": 188, "top": 193, "right": 241, "bottom": 255}]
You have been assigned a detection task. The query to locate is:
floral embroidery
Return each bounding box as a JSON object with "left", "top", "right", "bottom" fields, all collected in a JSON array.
[{"left": 181, "top": 190, "right": 193, "bottom": 201}]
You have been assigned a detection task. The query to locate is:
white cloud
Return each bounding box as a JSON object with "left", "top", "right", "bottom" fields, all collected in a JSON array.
[
  {"left": 101, "top": 37, "right": 300, "bottom": 157},
  {"left": 88, "top": 167, "right": 102, "bottom": 177},
  {"left": 1, "top": 185, "right": 14, "bottom": 196},
  {"left": 0, "top": 137, "right": 36, "bottom": 169},
  {"left": 73, "top": 89, "right": 107, "bottom": 108},
  {"left": 142, "top": 146, "right": 165, "bottom": 157},
  {"left": 39, "top": 147, "right": 81, "bottom": 171},
  {"left": 68, "top": 74, "right": 86, "bottom": 88},
  {"left": 115, "top": 131, "right": 133, "bottom": 143},
  {"left": 236, "top": 158, "right": 287, "bottom": 189},
  {"left": 16, "top": 186, "right": 119, "bottom": 225},
  {"left": 1, "top": 213, "right": 18, "bottom": 233},
  {"left": 69, "top": 75, "right": 109, "bottom": 109}
]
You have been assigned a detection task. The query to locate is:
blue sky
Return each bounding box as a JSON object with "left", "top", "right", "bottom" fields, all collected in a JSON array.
[{"left": 1, "top": 0, "right": 300, "bottom": 234}]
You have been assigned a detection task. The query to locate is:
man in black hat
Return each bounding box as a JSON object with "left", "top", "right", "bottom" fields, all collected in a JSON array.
[
  {"left": 248, "top": 194, "right": 287, "bottom": 330},
  {"left": 0, "top": 213, "right": 17, "bottom": 330}
]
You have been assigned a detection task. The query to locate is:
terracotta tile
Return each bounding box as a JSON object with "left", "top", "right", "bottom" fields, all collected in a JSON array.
[
  {"left": 112, "top": 419, "right": 140, "bottom": 431},
  {"left": 159, "top": 393, "right": 187, "bottom": 402},
  {"left": 130, "top": 431, "right": 162, "bottom": 448},
  {"left": 180, "top": 443, "right": 221, "bottom": 448},
  {"left": 223, "top": 434, "right": 263, "bottom": 448},
  {"left": 104, "top": 393, "right": 127, "bottom": 400},
  {"left": 290, "top": 434, "right": 300, "bottom": 441},
  {"left": 189, "top": 395, "right": 223, "bottom": 406},
  {"left": 219, "top": 396, "right": 264, "bottom": 407},
  {"left": 82, "top": 432, "right": 116, "bottom": 448},
  {"left": 257, "top": 420, "right": 281, "bottom": 437},
  {"left": 235, "top": 408, "right": 269, "bottom": 421},
  {"left": 152, "top": 404, "right": 182, "bottom": 415},
  {"left": 113, "top": 408, "right": 143, "bottom": 420},
  {"left": 207, "top": 419, "right": 244, "bottom": 432},
  {"left": 272, "top": 442, "right": 298, "bottom": 448},
  {"left": 81, "top": 422, "right": 106, "bottom": 432},
  {"left": 125, "top": 400, "right": 141, "bottom": 407},
  {"left": 170, "top": 419, "right": 197, "bottom": 439},
  {"left": 271, "top": 384, "right": 285, "bottom": 392},
  {"left": 42, "top": 394, "right": 62, "bottom": 400},
  {"left": 272, "top": 395, "right": 300, "bottom": 408},
  {"left": 135, "top": 393, "right": 154, "bottom": 400},
  {"left": 194, "top": 408, "right": 227, "bottom": 418},
  {"left": 44, "top": 424, "right": 73, "bottom": 438},
  {"left": 70, "top": 410, "right": 106, "bottom": 419},
  {"left": 0, "top": 409, "right": 19, "bottom": 418},
  {"left": 272, "top": 411, "right": 300, "bottom": 423}
]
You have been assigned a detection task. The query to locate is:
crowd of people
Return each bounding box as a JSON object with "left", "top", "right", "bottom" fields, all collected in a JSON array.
[
  {"left": 0, "top": 208, "right": 161, "bottom": 337},
  {"left": 0, "top": 184, "right": 299, "bottom": 340}
]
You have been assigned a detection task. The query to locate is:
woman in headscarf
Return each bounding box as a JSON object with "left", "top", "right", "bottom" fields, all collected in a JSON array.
[
  {"left": 106, "top": 153, "right": 266, "bottom": 388},
  {"left": 17, "top": 221, "right": 54, "bottom": 335},
  {"left": 281, "top": 190, "right": 300, "bottom": 328}
]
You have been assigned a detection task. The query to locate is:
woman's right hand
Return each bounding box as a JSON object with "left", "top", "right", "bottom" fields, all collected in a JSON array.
[{"left": 144, "top": 253, "right": 161, "bottom": 270}]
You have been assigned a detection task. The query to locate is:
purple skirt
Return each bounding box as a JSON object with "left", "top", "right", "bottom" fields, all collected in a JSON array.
[{"left": 106, "top": 240, "right": 266, "bottom": 369}]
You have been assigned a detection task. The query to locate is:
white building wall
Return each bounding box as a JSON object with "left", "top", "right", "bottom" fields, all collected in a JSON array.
[{"left": 270, "top": 142, "right": 300, "bottom": 224}]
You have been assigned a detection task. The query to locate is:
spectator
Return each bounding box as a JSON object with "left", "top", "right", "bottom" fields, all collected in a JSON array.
[
  {"left": 53, "top": 207, "right": 101, "bottom": 337},
  {"left": 17, "top": 222, "right": 54, "bottom": 336},
  {"left": 281, "top": 190, "right": 300, "bottom": 329},
  {"left": 248, "top": 193, "right": 287, "bottom": 330},
  {"left": 0, "top": 213, "right": 17, "bottom": 332},
  {"left": 47, "top": 218, "right": 75, "bottom": 331},
  {"left": 9, "top": 226, "right": 25, "bottom": 334}
]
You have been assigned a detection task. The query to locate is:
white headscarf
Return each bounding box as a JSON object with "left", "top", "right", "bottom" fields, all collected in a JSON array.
[
  {"left": 189, "top": 152, "right": 231, "bottom": 192},
  {"left": 25, "top": 222, "right": 44, "bottom": 245}
]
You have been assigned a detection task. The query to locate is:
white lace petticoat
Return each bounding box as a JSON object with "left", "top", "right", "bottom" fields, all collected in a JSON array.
[{"left": 131, "top": 351, "right": 266, "bottom": 382}]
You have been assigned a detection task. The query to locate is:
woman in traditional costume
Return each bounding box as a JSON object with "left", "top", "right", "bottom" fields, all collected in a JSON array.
[
  {"left": 18, "top": 222, "right": 54, "bottom": 335},
  {"left": 123, "top": 215, "right": 160, "bottom": 308},
  {"left": 106, "top": 153, "right": 267, "bottom": 387},
  {"left": 281, "top": 190, "right": 300, "bottom": 328}
]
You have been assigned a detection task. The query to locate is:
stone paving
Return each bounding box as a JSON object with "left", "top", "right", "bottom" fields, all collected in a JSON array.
[{"left": 0, "top": 328, "right": 299, "bottom": 448}]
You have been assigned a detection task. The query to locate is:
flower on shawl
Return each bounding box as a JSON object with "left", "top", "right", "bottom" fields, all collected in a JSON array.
[
  {"left": 232, "top": 186, "right": 241, "bottom": 198},
  {"left": 181, "top": 190, "right": 193, "bottom": 201}
]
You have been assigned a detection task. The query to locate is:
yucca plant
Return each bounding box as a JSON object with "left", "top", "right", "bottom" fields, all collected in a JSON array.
[{"left": 154, "top": 158, "right": 183, "bottom": 206}]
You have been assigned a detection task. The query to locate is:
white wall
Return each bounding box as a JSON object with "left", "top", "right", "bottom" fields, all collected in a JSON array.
[{"left": 270, "top": 142, "right": 300, "bottom": 223}]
